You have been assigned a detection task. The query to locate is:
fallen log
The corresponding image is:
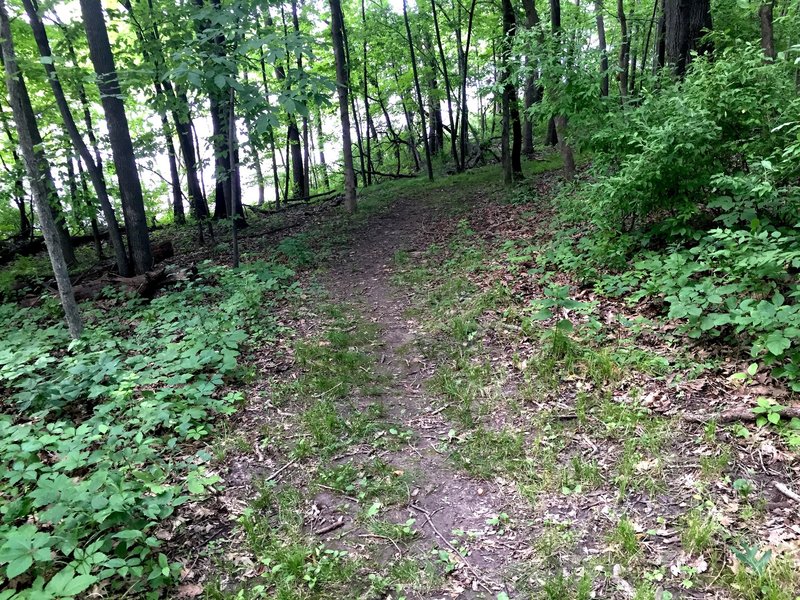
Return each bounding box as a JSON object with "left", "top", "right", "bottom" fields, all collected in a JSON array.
[
  {"left": 684, "top": 406, "right": 800, "bottom": 424},
  {"left": 71, "top": 264, "right": 196, "bottom": 302}
]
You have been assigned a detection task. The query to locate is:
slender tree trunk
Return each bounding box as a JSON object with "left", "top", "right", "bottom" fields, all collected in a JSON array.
[
  {"left": 395, "top": 70, "right": 422, "bottom": 170},
  {"left": 361, "top": 0, "right": 374, "bottom": 182},
  {"left": 655, "top": 10, "right": 666, "bottom": 71},
  {"left": 80, "top": 0, "right": 151, "bottom": 273},
  {"left": 629, "top": 22, "right": 639, "bottom": 95},
  {"left": 0, "top": 0, "right": 81, "bottom": 336},
  {"left": 329, "top": 0, "right": 357, "bottom": 212},
  {"left": 65, "top": 152, "right": 102, "bottom": 259},
  {"left": 161, "top": 116, "right": 184, "bottom": 224},
  {"left": 431, "top": 0, "right": 460, "bottom": 168},
  {"left": 522, "top": 0, "right": 542, "bottom": 156},
  {"left": 174, "top": 91, "right": 208, "bottom": 219},
  {"left": 760, "top": 1, "right": 776, "bottom": 60},
  {"left": 227, "top": 88, "right": 240, "bottom": 268},
  {"left": 256, "top": 16, "right": 282, "bottom": 207},
  {"left": 618, "top": 0, "right": 630, "bottom": 102},
  {"left": 26, "top": 0, "right": 129, "bottom": 274},
  {"left": 459, "top": 0, "right": 478, "bottom": 172},
  {"left": 120, "top": 0, "right": 206, "bottom": 221},
  {"left": 316, "top": 111, "right": 330, "bottom": 188},
  {"left": 596, "top": 0, "right": 610, "bottom": 96},
  {"left": 76, "top": 156, "right": 103, "bottom": 258},
  {"left": 0, "top": 99, "right": 31, "bottom": 239},
  {"left": 403, "top": 0, "right": 433, "bottom": 181},
  {"left": 501, "top": 0, "right": 523, "bottom": 182},
  {"left": 550, "top": 0, "right": 576, "bottom": 180},
  {"left": 640, "top": 0, "right": 659, "bottom": 86}
]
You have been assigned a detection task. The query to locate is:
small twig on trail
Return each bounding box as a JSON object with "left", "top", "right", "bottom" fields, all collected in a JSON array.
[
  {"left": 429, "top": 404, "right": 449, "bottom": 417},
  {"left": 317, "top": 484, "right": 360, "bottom": 503},
  {"left": 775, "top": 482, "right": 800, "bottom": 503},
  {"left": 315, "top": 517, "right": 346, "bottom": 535},
  {"left": 429, "top": 443, "right": 445, "bottom": 455},
  {"left": 410, "top": 504, "right": 494, "bottom": 594},
  {"left": 265, "top": 458, "right": 298, "bottom": 482},
  {"left": 358, "top": 533, "right": 403, "bottom": 556}
]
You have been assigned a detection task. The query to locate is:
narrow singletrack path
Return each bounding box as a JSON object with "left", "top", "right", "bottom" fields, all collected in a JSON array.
[{"left": 316, "top": 192, "right": 530, "bottom": 598}]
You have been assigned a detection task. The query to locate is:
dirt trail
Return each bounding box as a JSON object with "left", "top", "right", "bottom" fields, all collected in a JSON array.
[{"left": 319, "top": 195, "right": 528, "bottom": 598}]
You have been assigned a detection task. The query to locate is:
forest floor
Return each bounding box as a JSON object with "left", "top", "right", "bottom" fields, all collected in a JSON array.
[{"left": 171, "top": 163, "right": 799, "bottom": 600}]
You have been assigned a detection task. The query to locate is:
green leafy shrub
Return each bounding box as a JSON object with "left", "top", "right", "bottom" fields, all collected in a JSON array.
[{"left": 0, "top": 261, "right": 295, "bottom": 597}]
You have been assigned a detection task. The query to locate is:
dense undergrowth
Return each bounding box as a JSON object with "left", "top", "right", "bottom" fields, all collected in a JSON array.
[
  {"left": 540, "top": 43, "right": 800, "bottom": 396},
  {"left": 0, "top": 260, "right": 296, "bottom": 598}
]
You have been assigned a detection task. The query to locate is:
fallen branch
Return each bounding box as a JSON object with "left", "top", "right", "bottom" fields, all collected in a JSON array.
[
  {"left": 684, "top": 406, "right": 800, "bottom": 424},
  {"left": 410, "top": 504, "right": 494, "bottom": 594},
  {"left": 314, "top": 517, "right": 345, "bottom": 535},
  {"left": 265, "top": 458, "right": 298, "bottom": 482},
  {"left": 775, "top": 482, "right": 800, "bottom": 504}
]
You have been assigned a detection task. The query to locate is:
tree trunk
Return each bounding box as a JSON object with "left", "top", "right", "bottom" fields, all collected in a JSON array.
[
  {"left": 431, "top": 0, "right": 460, "bottom": 168},
  {"left": 316, "top": 111, "right": 330, "bottom": 189},
  {"left": 664, "top": 0, "right": 712, "bottom": 78},
  {"left": 80, "top": 0, "right": 152, "bottom": 274},
  {"left": 227, "top": 88, "right": 240, "bottom": 268},
  {"left": 403, "top": 0, "right": 434, "bottom": 181},
  {"left": 162, "top": 116, "right": 184, "bottom": 223},
  {"left": 759, "top": 1, "right": 776, "bottom": 60},
  {"left": 596, "top": 0, "right": 610, "bottom": 97},
  {"left": 25, "top": 0, "right": 129, "bottom": 274},
  {"left": 76, "top": 156, "right": 104, "bottom": 259},
  {"left": 0, "top": 0, "right": 81, "bottom": 337},
  {"left": 361, "top": 0, "right": 374, "bottom": 181},
  {"left": 0, "top": 98, "right": 31, "bottom": 239},
  {"left": 501, "top": 0, "right": 523, "bottom": 182},
  {"left": 329, "top": 0, "right": 357, "bottom": 212},
  {"left": 554, "top": 115, "right": 576, "bottom": 180},
  {"left": 459, "top": 0, "right": 478, "bottom": 172},
  {"left": 522, "top": 0, "right": 542, "bottom": 156},
  {"left": 550, "top": 0, "right": 576, "bottom": 181},
  {"left": 617, "top": 0, "right": 630, "bottom": 102}
]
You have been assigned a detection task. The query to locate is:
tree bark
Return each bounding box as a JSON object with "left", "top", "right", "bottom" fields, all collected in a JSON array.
[
  {"left": 329, "top": 0, "right": 357, "bottom": 212},
  {"left": 664, "top": 0, "right": 712, "bottom": 78},
  {"left": 0, "top": 98, "right": 31, "bottom": 239},
  {"left": 617, "top": 0, "right": 630, "bottom": 102},
  {"left": 80, "top": 0, "right": 152, "bottom": 274},
  {"left": 459, "top": 0, "right": 478, "bottom": 172},
  {"left": 501, "top": 0, "right": 523, "bottom": 182},
  {"left": 596, "top": 0, "right": 610, "bottom": 97},
  {"left": 25, "top": 0, "right": 129, "bottom": 274},
  {"left": 403, "top": 0, "right": 434, "bottom": 181},
  {"left": 431, "top": 0, "right": 460, "bottom": 167},
  {"left": 0, "top": 0, "right": 82, "bottom": 337},
  {"left": 522, "top": 0, "right": 542, "bottom": 155},
  {"left": 76, "top": 156, "right": 104, "bottom": 259},
  {"left": 360, "top": 0, "right": 375, "bottom": 181},
  {"left": 162, "top": 116, "right": 184, "bottom": 223},
  {"left": 759, "top": 1, "right": 776, "bottom": 60},
  {"left": 550, "top": 0, "right": 576, "bottom": 181},
  {"left": 316, "top": 111, "right": 330, "bottom": 189}
]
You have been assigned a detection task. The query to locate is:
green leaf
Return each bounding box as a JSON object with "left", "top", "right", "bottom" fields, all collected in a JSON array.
[
  {"left": 6, "top": 555, "right": 32, "bottom": 579},
  {"left": 45, "top": 566, "right": 97, "bottom": 596},
  {"left": 767, "top": 412, "right": 781, "bottom": 425},
  {"left": 765, "top": 331, "right": 791, "bottom": 356}
]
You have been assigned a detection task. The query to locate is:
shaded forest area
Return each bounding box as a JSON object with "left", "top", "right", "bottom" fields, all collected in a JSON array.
[{"left": 0, "top": 0, "right": 799, "bottom": 597}]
